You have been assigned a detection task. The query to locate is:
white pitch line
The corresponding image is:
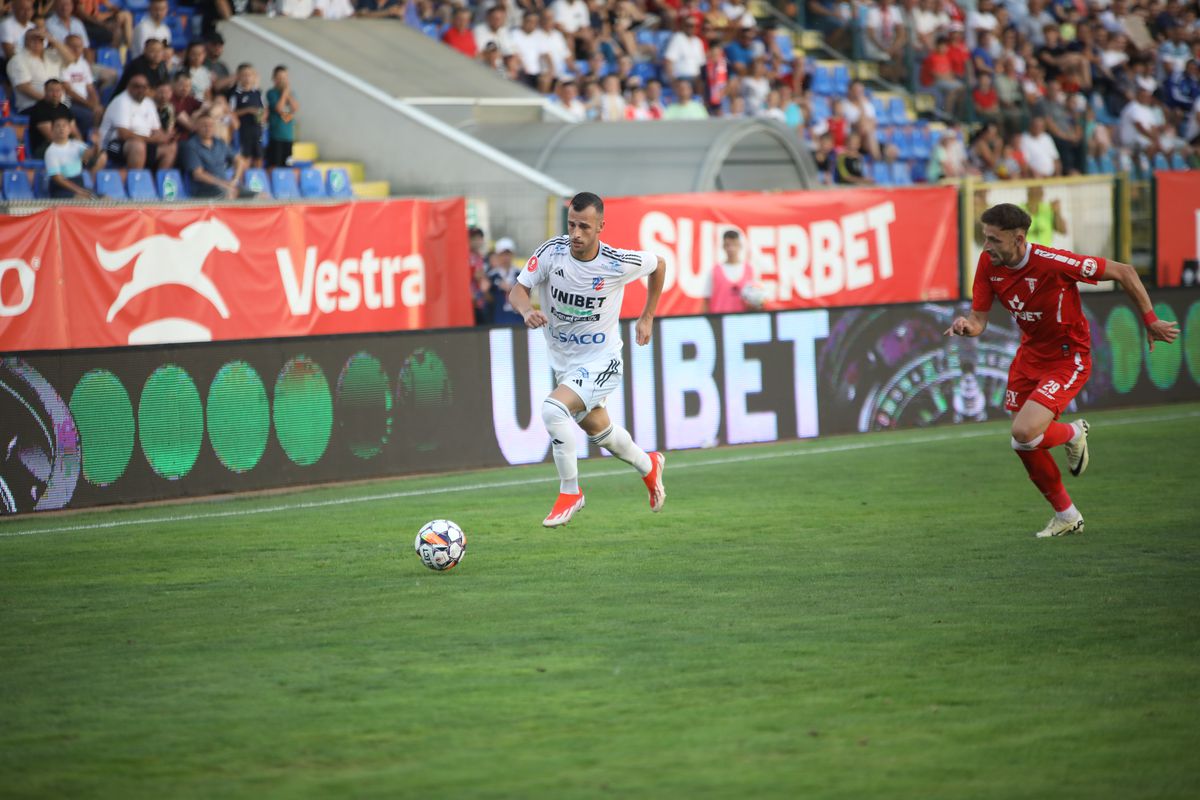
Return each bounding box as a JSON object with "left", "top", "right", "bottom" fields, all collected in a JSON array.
[{"left": 2, "top": 408, "right": 1197, "bottom": 539}]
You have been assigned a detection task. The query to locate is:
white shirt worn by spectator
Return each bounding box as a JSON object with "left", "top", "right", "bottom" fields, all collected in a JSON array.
[
  {"left": 663, "top": 31, "right": 705, "bottom": 80},
  {"left": 474, "top": 22, "right": 514, "bottom": 56},
  {"left": 742, "top": 75, "right": 770, "bottom": 116},
  {"left": 0, "top": 16, "right": 33, "bottom": 53},
  {"left": 511, "top": 28, "right": 545, "bottom": 76},
  {"left": 99, "top": 90, "right": 161, "bottom": 149},
  {"left": 47, "top": 14, "right": 88, "bottom": 47},
  {"left": 314, "top": 0, "right": 355, "bottom": 20},
  {"left": 966, "top": 9, "right": 997, "bottom": 49},
  {"left": 841, "top": 98, "right": 876, "bottom": 126},
  {"left": 913, "top": 8, "right": 949, "bottom": 41},
  {"left": 7, "top": 50, "right": 60, "bottom": 112},
  {"left": 188, "top": 65, "right": 213, "bottom": 101},
  {"left": 535, "top": 27, "right": 572, "bottom": 78},
  {"left": 61, "top": 55, "right": 95, "bottom": 102},
  {"left": 1119, "top": 98, "right": 1157, "bottom": 149},
  {"left": 44, "top": 138, "right": 87, "bottom": 178},
  {"left": 131, "top": 17, "right": 170, "bottom": 59},
  {"left": 551, "top": 0, "right": 589, "bottom": 34},
  {"left": 277, "top": 0, "right": 315, "bottom": 17},
  {"left": 865, "top": 5, "right": 903, "bottom": 60},
  {"left": 1020, "top": 130, "right": 1059, "bottom": 177}
]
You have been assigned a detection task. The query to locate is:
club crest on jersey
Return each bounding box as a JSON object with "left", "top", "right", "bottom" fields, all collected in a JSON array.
[
  {"left": 1026, "top": 278, "right": 1038, "bottom": 292},
  {"left": 1081, "top": 258, "right": 1098, "bottom": 278},
  {"left": 526, "top": 255, "right": 538, "bottom": 273},
  {"left": 592, "top": 277, "right": 605, "bottom": 291}
]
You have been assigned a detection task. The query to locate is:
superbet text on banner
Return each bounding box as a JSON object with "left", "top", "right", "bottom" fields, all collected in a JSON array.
[
  {"left": 602, "top": 187, "right": 960, "bottom": 317},
  {"left": 0, "top": 199, "right": 471, "bottom": 351}
]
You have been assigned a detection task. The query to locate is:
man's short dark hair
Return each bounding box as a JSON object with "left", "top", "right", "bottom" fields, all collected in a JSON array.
[
  {"left": 273, "top": 65, "right": 287, "bottom": 76},
  {"left": 980, "top": 203, "right": 1031, "bottom": 232},
  {"left": 43, "top": 78, "right": 61, "bottom": 88},
  {"left": 570, "top": 192, "right": 604, "bottom": 216},
  {"left": 722, "top": 229, "right": 740, "bottom": 241},
  {"left": 237, "top": 62, "right": 252, "bottom": 72}
]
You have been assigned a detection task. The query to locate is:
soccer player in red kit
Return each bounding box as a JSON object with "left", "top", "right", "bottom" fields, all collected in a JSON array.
[{"left": 946, "top": 203, "right": 1179, "bottom": 538}]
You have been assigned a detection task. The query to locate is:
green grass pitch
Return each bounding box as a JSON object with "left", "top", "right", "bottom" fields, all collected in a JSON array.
[{"left": 2, "top": 402, "right": 1199, "bottom": 798}]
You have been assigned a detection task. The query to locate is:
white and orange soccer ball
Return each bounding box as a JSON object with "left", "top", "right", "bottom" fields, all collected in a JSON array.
[{"left": 414, "top": 519, "right": 467, "bottom": 571}]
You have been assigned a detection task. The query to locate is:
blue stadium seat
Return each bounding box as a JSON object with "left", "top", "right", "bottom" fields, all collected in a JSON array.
[
  {"left": 890, "top": 160, "right": 912, "bottom": 186},
  {"left": 325, "top": 167, "right": 352, "bottom": 199},
  {"left": 156, "top": 168, "right": 186, "bottom": 199},
  {"left": 420, "top": 22, "right": 442, "bottom": 39},
  {"left": 1085, "top": 155, "right": 1099, "bottom": 174},
  {"left": 832, "top": 64, "right": 850, "bottom": 96},
  {"left": 271, "top": 167, "right": 300, "bottom": 199},
  {"left": 299, "top": 167, "right": 326, "bottom": 198},
  {"left": 631, "top": 61, "right": 658, "bottom": 83},
  {"left": 894, "top": 127, "right": 914, "bottom": 159},
  {"left": 122, "top": 0, "right": 151, "bottom": 11},
  {"left": 243, "top": 167, "right": 271, "bottom": 197},
  {"left": 0, "top": 126, "right": 18, "bottom": 162},
  {"left": 887, "top": 97, "right": 909, "bottom": 125},
  {"left": 810, "top": 95, "right": 831, "bottom": 123},
  {"left": 910, "top": 159, "right": 928, "bottom": 183},
  {"left": 812, "top": 65, "right": 834, "bottom": 96},
  {"left": 125, "top": 168, "right": 156, "bottom": 200},
  {"left": 1153, "top": 153, "right": 1170, "bottom": 172},
  {"left": 1170, "top": 152, "right": 1188, "bottom": 170},
  {"left": 774, "top": 30, "right": 795, "bottom": 64},
  {"left": 912, "top": 128, "right": 933, "bottom": 160},
  {"left": 95, "top": 169, "right": 127, "bottom": 199},
  {"left": 3, "top": 169, "right": 34, "bottom": 199},
  {"left": 574, "top": 58, "right": 590, "bottom": 76},
  {"left": 1098, "top": 153, "right": 1115, "bottom": 174},
  {"left": 635, "top": 29, "right": 657, "bottom": 49},
  {"left": 167, "top": 15, "right": 188, "bottom": 49},
  {"left": 871, "top": 161, "right": 890, "bottom": 185}
]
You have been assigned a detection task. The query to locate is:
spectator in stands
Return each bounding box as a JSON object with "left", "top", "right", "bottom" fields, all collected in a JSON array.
[
  {"left": 1184, "top": 79, "right": 1200, "bottom": 149},
  {"left": 811, "top": 131, "right": 835, "bottom": 184},
  {"left": 231, "top": 63, "right": 265, "bottom": 169},
  {"left": 73, "top": 0, "right": 131, "bottom": 51},
  {"left": 625, "top": 81, "right": 659, "bottom": 119},
  {"left": 702, "top": 38, "right": 728, "bottom": 114},
  {"left": 46, "top": 0, "right": 84, "bottom": 48},
  {"left": 28, "top": 77, "right": 76, "bottom": 158},
  {"left": 972, "top": 71, "right": 1001, "bottom": 127},
  {"left": 807, "top": 0, "right": 850, "bottom": 53},
  {"left": 1020, "top": 115, "right": 1061, "bottom": 177},
  {"left": 864, "top": 0, "right": 908, "bottom": 83},
  {"left": 511, "top": 11, "right": 545, "bottom": 89},
  {"left": 45, "top": 116, "right": 103, "bottom": 198},
  {"left": 836, "top": 132, "right": 873, "bottom": 185},
  {"left": 60, "top": 34, "right": 101, "bottom": 135},
  {"left": 115, "top": 37, "right": 169, "bottom": 95},
  {"left": 1019, "top": 0, "right": 1055, "bottom": 49},
  {"left": 922, "top": 35, "right": 964, "bottom": 117},
  {"left": 969, "top": 121, "right": 1003, "bottom": 179},
  {"left": 993, "top": 56, "right": 1023, "bottom": 133},
  {"left": 278, "top": 0, "right": 316, "bottom": 19},
  {"left": 355, "top": 0, "right": 405, "bottom": 19},
  {"left": 537, "top": 8, "right": 572, "bottom": 87},
  {"left": 181, "top": 112, "right": 256, "bottom": 199},
  {"left": 1041, "top": 78, "right": 1085, "bottom": 174},
  {"left": 702, "top": 229, "right": 750, "bottom": 314},
  {"left": 1021, "top": 184, "right": 1067, "bottom": 246},
  {"left": 553, "top": 76, "right": 587, "bottom": 120},
  {"left": 741, "top": 56, "right": 771, "bottom": 116},
  {"left": 209, "top": 93, "right": 235, "bottom": 144},
  {"left": 170, "top": 71, "right": 201, "bottom": 139},
  {"left": 1119, "top": 84, "right": 1163, "bottom": 159},
  {"left": 314, "top": 0, "right": 357, "bottom": 20},
  {"left": 473, "top": 5, "right": 512, "bottom": 57},
  {"left": 841, "top": 81, "right": 876, "bottom": 133},
  {"left": 29, "top": 77, "right": 76, "bottom": 157},
  {"left": 99, "top": 75, "right": 177, "bottom": 169},
  {"left": 912, "top": 0, "right": 950, "bottom": 56},
  {"left": 596, "top": 72, "right": 626, "bottom": 120},
  {"left": 131, "top": 0, "right": 169, "bottom": 59},
  {"left": 8, "top": 29, "right": 66, "bottom": 113},
  {"left": 442, "top": 7, "right": 476, "bottom": 59},
  {"left": 552, "top": 0, "right": 591, "bottom": 59},
  {"left": 155, "top": 79, "right": 177, "bottom": 141},
  {"left": 487, "top": 238, "right": 524, "bottom": 326},
  {"left": 664, "top": 15, "right": 705, "bottom": 84},
  {"left": 467, "top": 227, "right": 492, "bottom": 326},
  {"left": 1, "top": 0, "right": 35, "bottom": 61},
  {"left": 205, "top": 32, "right": 236, "bottom": 95},
  {"left": 724, "top": 20, "right": 764, "bottom": 76},
  {"left": 664, "top": 77, "right": 708, "bottom": 118},
  {"left": 966, "top": 0, "right": 998, "bottom": 49},
  {"left": 645, "top": 77, "right": 666, "bottom": 117},
  {"left": 266, "top": 65, "right": 299, "bottom": 168},
  {"left": 183, "top": 42, "right": 213, "bottom": 102}
]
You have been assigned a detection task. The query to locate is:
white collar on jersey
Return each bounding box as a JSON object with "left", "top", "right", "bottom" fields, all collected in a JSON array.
[{"left": 1004, "top": 242, "right": 1031, "bottom": 271}]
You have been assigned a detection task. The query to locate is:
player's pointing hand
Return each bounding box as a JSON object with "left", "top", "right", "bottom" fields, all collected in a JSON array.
[
  {"left": 1146, "top": 318, "right": 1180, "bottom": 352},
  {"left": 944, "top": 317, "right": 968, "bottom": 336}
]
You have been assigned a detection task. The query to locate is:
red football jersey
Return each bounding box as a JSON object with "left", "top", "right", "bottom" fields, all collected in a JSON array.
[{"left": 972, "top": 243, "right": 1106, "bottom": 361}]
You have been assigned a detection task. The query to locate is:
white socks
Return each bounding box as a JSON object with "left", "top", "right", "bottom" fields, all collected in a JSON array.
[
  {"left": 1056, "top": 504, "right": 1080, "bottom": 522},
  {"left": 589, "top": 423, "right": 652, "bottom": 476},
  {"left": 542, "top": 398, "right": 579, "bottom": 494}
]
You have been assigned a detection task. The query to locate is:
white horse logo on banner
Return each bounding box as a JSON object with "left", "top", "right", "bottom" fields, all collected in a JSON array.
[{"left": 97, "top": 218, "right": 240, "bottom": 323}]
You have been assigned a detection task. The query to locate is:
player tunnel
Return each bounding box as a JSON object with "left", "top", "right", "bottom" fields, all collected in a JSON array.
[{"left": 462, "top": 118, "right": 819, "bottom": 196}]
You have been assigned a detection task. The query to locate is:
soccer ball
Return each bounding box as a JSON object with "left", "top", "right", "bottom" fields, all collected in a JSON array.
[
  {"left": 414, "top": 519, "right": 466, "bottom": 571},
  {"left": 740, "top": 281, "right": 769, "bottom": 309}
]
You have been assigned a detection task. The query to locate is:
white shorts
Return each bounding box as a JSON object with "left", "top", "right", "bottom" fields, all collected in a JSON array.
[{"left": 555, "top": 356, "right": 623, "bottom": 423}]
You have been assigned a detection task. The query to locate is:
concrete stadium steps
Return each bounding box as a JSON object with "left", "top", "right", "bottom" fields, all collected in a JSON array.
[{"left": 291, "top": 142, "right": 320, "bottom": 163}]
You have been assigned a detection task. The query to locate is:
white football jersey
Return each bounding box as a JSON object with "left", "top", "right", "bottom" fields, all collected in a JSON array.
[{"left": 516, "top": 235, "right": 658, "bottom": 373}]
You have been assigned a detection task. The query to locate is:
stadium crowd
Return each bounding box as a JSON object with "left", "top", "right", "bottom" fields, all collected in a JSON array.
[{"left": 1, "top": 0, "right": 1196, "bottom": 197}]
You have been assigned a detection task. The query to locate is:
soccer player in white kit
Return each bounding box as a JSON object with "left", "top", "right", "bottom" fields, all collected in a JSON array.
[{"left": 508, "top": 192, "right": 668, "bottom": 527}]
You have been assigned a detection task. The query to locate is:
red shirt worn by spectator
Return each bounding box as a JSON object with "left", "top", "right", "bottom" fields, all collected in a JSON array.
[
  {"left": 443, "top": 27, "right": 477, "bottom": 59},
  {"left": 973, "top": 85, "right": 998, "bottom": 112}
]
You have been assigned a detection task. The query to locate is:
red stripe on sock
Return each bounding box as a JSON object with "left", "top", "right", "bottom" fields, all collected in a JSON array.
[{"left": 1016, "top": 449, "right": 1072, "bottom": 512}]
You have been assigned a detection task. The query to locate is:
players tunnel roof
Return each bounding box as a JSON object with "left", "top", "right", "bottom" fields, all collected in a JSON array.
[{"left": 461, "top": 118, "right": 819, "bottom": 196}]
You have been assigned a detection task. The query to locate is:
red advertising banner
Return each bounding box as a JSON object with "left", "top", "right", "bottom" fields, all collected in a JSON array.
[
  {"left": 0, "top": 199, "right": 470, "bottom": 352},
  {"left": 603, "top": 188, "right": 960, "bottom": 317},
  {"left": 1154, "top": 171, "right": 1200, "bottom": 287}
]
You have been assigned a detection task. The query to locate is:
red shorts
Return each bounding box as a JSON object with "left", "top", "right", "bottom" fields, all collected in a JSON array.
[{"left": 1005, "top": 349, "right": 1091, "bottom": 417}]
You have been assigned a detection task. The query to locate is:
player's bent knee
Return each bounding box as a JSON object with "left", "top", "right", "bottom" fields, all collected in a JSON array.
[
  {"left": 1011, "top": 435, "right": 1039, "bottom": 451},
  {"left": 541, "top": 397, "right": 573, "bottom": 429}
]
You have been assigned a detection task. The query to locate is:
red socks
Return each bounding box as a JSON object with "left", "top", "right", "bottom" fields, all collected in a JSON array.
[
  {"left": 1016, "top": 449, "right": 1072, "bottom": 512},
  {"left": 1037, "top": 421, "right": 1075, "bottom": 450}
]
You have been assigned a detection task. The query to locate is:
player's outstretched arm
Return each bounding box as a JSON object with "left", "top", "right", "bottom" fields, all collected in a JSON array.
[
  {"left": 635, "top": 257, "right": 667, "bottom": 346},
  {"left": 508, "top": 281, "right": 547, "bottom": 329},
  {"left": 944, "top": 309, "right": 989, "bottom": 338},
  {"left": 1106, "top": 260, "right": 1180, "bottom": 351}
]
